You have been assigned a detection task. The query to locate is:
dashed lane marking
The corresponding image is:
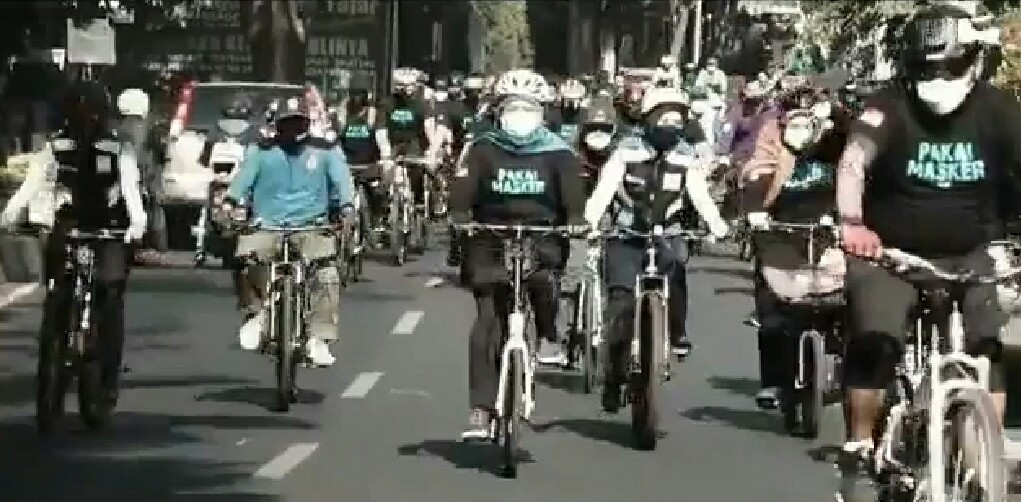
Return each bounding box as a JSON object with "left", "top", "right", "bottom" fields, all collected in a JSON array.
[
  {"left": 390, "top": 310, "right": 424, "bottom": 335},
  {"left": 253, "top": 442, "right": 319, "bottom": 480},
  {"left": 340, "top": 371, "right": 384, "bottom": 398}
]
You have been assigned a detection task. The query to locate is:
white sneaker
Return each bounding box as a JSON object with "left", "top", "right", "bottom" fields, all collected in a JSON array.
[
  {"left": 238, "top": 311, "right": 266, "bottom": 351},
  {"left": 307, "top": 338, "right": 336, "bottom": 367}
]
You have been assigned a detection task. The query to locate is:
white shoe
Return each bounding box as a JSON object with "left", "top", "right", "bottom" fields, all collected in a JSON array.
[
  {"left": 307, "top": 338, "right": 336, "bottom": 367},
  {"left": 238, "top": 311, "right": 266, "bottom": 351}
]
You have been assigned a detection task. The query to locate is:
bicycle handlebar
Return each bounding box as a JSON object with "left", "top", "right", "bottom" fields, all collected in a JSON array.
[
  {"left": 238, "top": 219, "right": 336, "bottom": 235},
  {"left": 67, "top": 228, "right": 128, "bottom": 241},
  {"left": 452, "top": 222, "right": 585, "bottom": 238},
  {"left": 878, "top": 247, "right": 1021, "bottom": 284},
  {"left": 596, "top": 226, "right": 709, "bottom": 240}
]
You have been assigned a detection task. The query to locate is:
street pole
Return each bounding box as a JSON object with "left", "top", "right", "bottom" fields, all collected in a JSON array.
[{"left": 692, "top": 0, "right": 702, "bottom": 65}]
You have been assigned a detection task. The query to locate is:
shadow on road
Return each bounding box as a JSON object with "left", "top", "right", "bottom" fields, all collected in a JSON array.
[
  {"left": 396, "top": 439, "right": 532, "bottom": 477},
  {"left": 195, "top": 386, "right": 326, "bottom": 411},
  {"left": 530, "top": 417, "right": 643, "bottom": 449},
  {"left": 128, "top": 272, "right": 234, "bottom": 296},
  {"left": 706, "top": 376, "right": 760, "bottom": 399},
  {"left": 535, "top": 369, "right": 587, "bottom": 395},
  {"left": 679, "top": 405, "right": 786, "bottom": 435},
  {"left": 0, "top": 408, "right": 314, "bottom": 501},
  {"left": 0, "top": 374, "right": 255, "bottom": 407},
  {"left": 688, "top": 266, "right": 754, "bottom": 280},
  {"left": 714, "top": 286, "right": 754, "bottom": 296}
]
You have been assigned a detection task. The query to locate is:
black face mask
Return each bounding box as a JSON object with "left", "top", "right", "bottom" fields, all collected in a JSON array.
[{"left": 646, "top": 125, "right": 683, "bottom": 151}]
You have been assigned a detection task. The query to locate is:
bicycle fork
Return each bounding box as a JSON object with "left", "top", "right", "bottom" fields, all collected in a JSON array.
[{"left": 494, "top": 310, "right": 535, "bottom": 421}]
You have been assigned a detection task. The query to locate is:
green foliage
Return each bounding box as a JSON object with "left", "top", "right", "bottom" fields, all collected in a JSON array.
[{"left": 471, "top": 0, "right": 534, "bottom": 73}]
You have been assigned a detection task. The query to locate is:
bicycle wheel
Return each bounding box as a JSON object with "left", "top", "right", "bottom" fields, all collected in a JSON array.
[
  {"left": 631, "top": 294, "right": 662, "bottom": 451},
  {"left": 337, "top": 227, "right": 351, "bottom": 288},
  {"left": 36, "top": 317, "right": 70, "bottom": 435},
  {"left": 937, "top": 388, "right": 1006, "bottom": 502},
  {"left": 573, "top": 282, "right": 593, "bottom": 394},
  {"left": 77, "top": 352, "right": 108, "bottom": 429},
  {"left": 274, "top": 276, "right": 298, "bottom": 412},
  {"left": 389, "top": 193, "right": 406, "bottom": 266},
  {"left": 798, "top": 332, "right": 826, "bottom": 439},
  {"left": 501, "top": 350, "right": 523, "bottom": 478},
  {"left": 587, "top": 280, "right": 604, "bottom": 390}
]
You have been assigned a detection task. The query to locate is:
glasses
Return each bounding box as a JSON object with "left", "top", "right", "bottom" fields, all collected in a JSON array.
[
  {"left": 501, "top": 101, "right": 542, "bottom": 114},
  {"left": 910, "top": 54, "right": 974, "bottom": 80}
]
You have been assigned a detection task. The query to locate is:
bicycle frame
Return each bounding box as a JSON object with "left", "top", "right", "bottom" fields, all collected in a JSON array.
[
  {"left": 66, "top": 240, "right": 97, "bottom": 356},
  {"left": 494, "top": 229, "right": 536, "bottom": 421},
  {"left": 583, "top": 241, "right": 605, "bottom": 348}
]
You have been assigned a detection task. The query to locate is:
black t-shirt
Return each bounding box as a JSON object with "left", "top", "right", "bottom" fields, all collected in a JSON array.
[
  {"left": 756, "top": 153, "right": 838, "bottom": 269},
  {"left": 856, "top": 82, "right": 1021, "bottom": 257},
  {"left": 51, "top": 129, "right": 130, "bottom": 229},
  {"left": 449, "top": 139, "right": 586, "bottom": 225},
  {"left": 379, "top": 95, "right": 431, "bottom": 155},
  {"left": 338, "top": 106, "right": 381, "bottom": 166}
]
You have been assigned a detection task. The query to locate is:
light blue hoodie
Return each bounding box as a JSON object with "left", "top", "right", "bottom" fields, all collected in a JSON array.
[{"left": 228, "top": 142, "right": 351, "bottom": 227}]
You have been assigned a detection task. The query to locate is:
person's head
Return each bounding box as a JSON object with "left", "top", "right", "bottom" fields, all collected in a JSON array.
[
  {"left": 619, "top": 81, "right": 647, "bottom": 123},
  {"left": 641, "top": 88, "right": 690, "bottom": 150},
  {"left": 116, "top": 88, "right": 149, "bottom": 118},
  {"left": 221, "top": 92, "right": 253, "bottom": 120},
  {"left": 432, "top": 76, "right": 450, "bottom": 102},
  {"left": 463, "top": 73, "right": 485, "bottom": 102},
  {"left": 777, "top": 86, "right": 830, "bottom": 152},
  {"left": 559, "top": 78, "right": 586, "bottom": 112},
  {"left": 659, "top": 54, "right": 678, "bottom": 70},
  {"left": 493, "top": 69, "right": 547, "bottom": 138},
  {"left": 62, "top": 81, "right": 112, "bottom": 136},
  {"left": 705, "top": 57, "right": 720, "bottom": 72},
  {"left": 347, "top": 72, "right": 374, "bottom": 109},
  {"left": 392, "top": 67, "right": 419, "bottom": 98},
  {"left": 579, "top": 101, "right": 617, "bottom": 154},
  {"left": 741, "top": 80, "right": 767, "bottom": 112},
  {"left": 272, "top": 95, "right": 311, "bottom": 145},
  {"left": 902, "top": 3, "right": 1000, "bottom": 115},
  {"left": 448, "top": 71, "right": 465, "bottom": 99}
]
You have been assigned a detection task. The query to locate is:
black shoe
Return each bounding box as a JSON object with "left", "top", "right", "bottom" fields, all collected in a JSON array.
[
  {"left": 671, "top": 334, "right": 692, "bottom": 359},
  {"left": 601, "top": 383, "right": 621, "bottom": 413},
  {"left": 447, "top": 247, "right": 461, "bottom": 267},
  {"left": 835, "top": 444, "right": 878, "bottom": 502}
]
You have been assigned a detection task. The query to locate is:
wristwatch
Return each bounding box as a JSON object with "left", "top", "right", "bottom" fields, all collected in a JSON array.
[{"left": 839, "top": 215, "right": 864, "bottom": 226}]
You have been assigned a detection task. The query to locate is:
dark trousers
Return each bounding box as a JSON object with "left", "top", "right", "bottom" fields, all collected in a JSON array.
[
  {"left": 42, "top": 217, "right": 130, "bottom": 392},
  {"left": 467, "top": 236, "right": 560, "bottom": 410}
]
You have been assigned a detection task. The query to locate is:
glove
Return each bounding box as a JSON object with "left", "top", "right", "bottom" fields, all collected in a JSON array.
[
  {"left": 125, "top": 215, "right": 147, "bottom": 243},
  {"left": 746, "top": 211, "right": 770, "bottom": 231}
]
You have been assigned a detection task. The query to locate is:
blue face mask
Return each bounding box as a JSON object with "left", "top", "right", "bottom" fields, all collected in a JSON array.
[{"left": 646, "top": 125, "right": 683, "bottom": 151}]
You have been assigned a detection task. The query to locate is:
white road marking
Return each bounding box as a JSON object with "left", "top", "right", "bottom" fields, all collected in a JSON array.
[
  {"left": 390, "top": 310, "right": 424, "bottom": 335},
  {"left": 423, "top": 276, "right": 445, "bottom": 288},
  {"left": 0, "top": 283, "right": 39, "bottom": 309},
  {"left": 340, "top": 371, "right": 384, "bottom": 398},
  {"left": 253, "top": 442, "right": 319, "bottom": 480},
  {"left": 390, "top": 388, "right": 433, "bottom": 399}
]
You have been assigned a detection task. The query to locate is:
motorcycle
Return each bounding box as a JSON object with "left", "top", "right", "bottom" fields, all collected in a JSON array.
[{"left": 193, "top": 118, "right": 249, "bottom": 267}]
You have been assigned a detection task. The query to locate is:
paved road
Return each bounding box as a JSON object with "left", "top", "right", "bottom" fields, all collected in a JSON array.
[{"left": 0, "top": 245, "right": 847, "bottom": 502}]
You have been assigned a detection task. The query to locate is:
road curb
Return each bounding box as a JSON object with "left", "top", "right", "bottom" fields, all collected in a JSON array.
[{"left": 0, "top": 282, "right": 40, "bottom": 309}]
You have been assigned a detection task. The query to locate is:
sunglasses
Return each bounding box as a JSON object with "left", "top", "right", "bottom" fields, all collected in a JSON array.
[{"left": 909, "top": 54, "right": 974, "bottom": 80}]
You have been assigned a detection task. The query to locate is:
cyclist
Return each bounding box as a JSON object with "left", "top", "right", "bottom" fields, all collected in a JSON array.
[
  {"left": 224, "top": 95, "right": 352, "bottom": 367},
  {"left": 577, "top": 97, "right": 619, "bottom": 196},
  {"left": 653, "top": 54, "right": 682, "bottom": 90},
  {"left": 718, "top": 80, "right": 773, "bottom": 167},
  {"left": 0, "top": 80, "right": 147, "bottom": 419},
  {"left": 834, "top": 5, "right": 1012, "bottom": 500},
  {"left": 335, "top": 73, "right": 388, "bottom": 241},
  {"left": 740, "top": 85, "right": 847, "bottom": 409},
  {"left": 379, "top": 67, "right": 439, "bottom": 218},
  {"left": 585, "top": 86, "right": 728, "bottom": 412},
  {"left": 451, "top": 69, "right": 587, "bottom": 440},
  {"left": 548, "top": 78, "right": 586, "bottom": 145}
]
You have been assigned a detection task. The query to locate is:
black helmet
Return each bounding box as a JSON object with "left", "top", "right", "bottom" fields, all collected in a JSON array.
[
  {"left": 273, "top": 94, "right": 311, "bottom": 122},
  {"left": 903, "top": 3, "right": 993, "bottom": 80},
  {"left": 222, "top": 92, "right": 253, "bottom": 120}
]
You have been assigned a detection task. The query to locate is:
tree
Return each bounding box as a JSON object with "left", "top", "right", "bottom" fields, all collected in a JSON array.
[{"left": 471, "top": 0, "right": 533, "bottom": 73}]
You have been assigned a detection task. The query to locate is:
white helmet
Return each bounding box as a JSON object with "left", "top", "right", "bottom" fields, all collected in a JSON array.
[
  {"left": 660, "top": 54, "right": 677, "bottom": 67},
  {"left": 117, "top": 88, "right": 150, "bottom": 118},
  {"left": 393, "top": 67, "right": 418, "bottom": 87},
  {"left": 559, "top": 78, "right": 586, "bottom": 101},
  {"left": 494, "top": 69, "right": 547, "bottom": 102},
  {"left": 641, "top": 87, "right": 689, "bottom": 115}
]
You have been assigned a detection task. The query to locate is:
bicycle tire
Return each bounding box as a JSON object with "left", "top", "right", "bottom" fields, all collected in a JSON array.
[
  {"left": 588, "top": 281, "right": 604, "bottom": 390},
  {"left": 78, "top": 355, "right": 108, "bottom": 429},
  {"left": 575, "top": 282, "right": 593, "bottom": 394},
  {"left": 938, "top": 388, "right": 1006, "bottom": 502},
  {"left": 631, "top": 294, "right": 661, "bottom": 451},
  {"left": 35, "top": 318, "right": 70, "bottom": 435},
  {"left": 337, "top": 228, "right": 351, "bottom": 288},
  {"left": 274, "top": 276, "right": 297, "bottom": 412},
  {"left": 501, "top": 350, "right": 523, "bottom": 478},
  {"left": 798, "top": 333, "right": 825, "bottom": 439},
  {"left": 389, "top": 194, "right": 406, "bottom": 266}
]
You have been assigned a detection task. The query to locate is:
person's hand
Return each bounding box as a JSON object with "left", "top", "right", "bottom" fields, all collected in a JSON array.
[
  {"left": 708, "top": 219, "right": 729, "bottom": 240},
  {"left": 841, "top": 223, "right": 882, "bottom": 259},
  {"left": 567, "top": 218, "right": 589, "bottom": 237},
  {"left": 746, "top": 211, "right": 770, "bottom": 231},
  {"left": 126, "top": 215, "right": 147, "bottom": 243}
]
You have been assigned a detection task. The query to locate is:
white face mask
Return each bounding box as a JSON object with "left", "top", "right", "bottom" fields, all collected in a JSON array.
[
  {"left": 499, "top": 109, "right": 543, "bottom": 137},
  {"left": 584, "top": 131, "right": 613, "bottom": 151},
  {"left": 434, "top": 91, "right": 448, "bottom": 102},
  {"left": 782, "top": 119, "right": 815, "bottom": 150},
  {"left": 916, "top": 76, "right": 974, "bottom": 115}
]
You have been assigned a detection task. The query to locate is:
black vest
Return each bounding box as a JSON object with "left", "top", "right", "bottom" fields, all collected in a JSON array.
[
  {"left": 612, "top": 135, "right": 692, "bottom": 231},
  {"left": 50, "top": 130, "right": 129, "bottom": 228}
]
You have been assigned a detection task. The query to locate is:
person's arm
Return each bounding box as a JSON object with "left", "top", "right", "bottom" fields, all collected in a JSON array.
[
  {"left": 836, "top": 103, "right": 888, "bottom": 224},
  {"left": 118, "top": 142, "right": 147, "bottom": 228},
  {"left": 3, "top": 144, "right": 52, "bottom": 217},
  {"left": 555, "top": 152, "right": 587, "bottom": 223},
  {"left": 226, "top": 144, "right": 261, "bottom": 204},
  {"left": 738, "top": 117, "right": 783, "bottom": 212},
  {"left": 583, "top": 148, "right": 625, "bottom": 228},
  {"left": 326, "top": 146, "right": 352, "bottom": 207},
  {"left": 450, "top": 141, "right": 483, "bottom": 219}
]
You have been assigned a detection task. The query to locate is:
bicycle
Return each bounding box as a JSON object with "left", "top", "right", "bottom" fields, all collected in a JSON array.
[
  {"left": 754, "top": 217, "right": 844, "bottom": 439},
  {"left": 872, "top": 246, "right": 1015, "bottom": 502},
  {"left": 388, "top": 156, "right": 432, "bottom": 266},
  {"left": 603, "top": 225, "right": 708, "bottom": 450},
  {"left": 453, "top": 222, "right": 581, "bottom": 478},
  {"left": 36, "top": 228, "right": 126, "bottom": 435},
  {"left": 239, "top": 220, "right": 337, "bottom": 412},
  {"left": 567, "top": 236, "right": 605, "bottom": 394},
  {"left": 337, "top": 176, "right": 366, "bottom": 286}
]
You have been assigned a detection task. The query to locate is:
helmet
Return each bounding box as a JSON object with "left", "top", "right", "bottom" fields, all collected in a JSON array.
[
  {"left": 776, "top": 86, "right": 830, "bottom": 151},
  {"left": 741, "top": 80, "right": 767, "bottom": 100},
  {"left": 432, "top": 75, "right": 449, "bottom": 92},
  {"left": 581, "top": 99, "right": 617, "bottom": 128},
  {"left": 493, "top": 69, "right": 547, "bottom": 102},
  {"left": 903, "top": 3, "right": 1000, "bottom": 114},
  {"left": 221, "top": 92, "right": 254, "bottom": 120},
  {"left": 641, "top": 87, "right": 689, "bottom": 116},
  {"left": 449, "top": 71, "right": 465, "bottom": 90},
  {"left": 392, "top": 67, "right": 418, "bottom": 87},
  {"left": 660, "top": 54, "right": 677, "bottom": 68},
  {"left": 560, "top": 78, "right": 586, "bottom": 101},
  {"left": 116, "top": 88, "right": 150, "bottom": 117},
  {"left": 464, "top": 73, "right": 485, "bottom": 91},
  {"left": 274, "top": 95, "right": 311, "bottom": 122}
]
